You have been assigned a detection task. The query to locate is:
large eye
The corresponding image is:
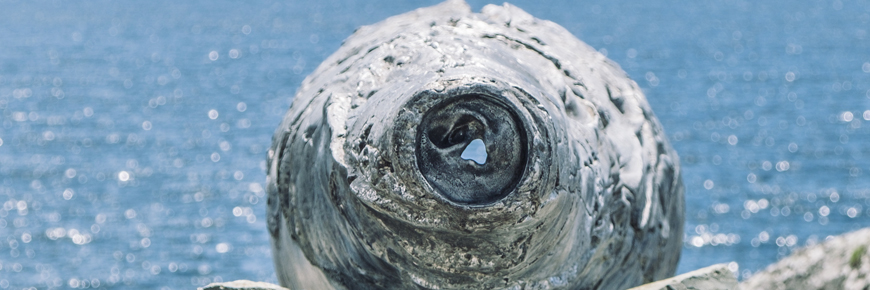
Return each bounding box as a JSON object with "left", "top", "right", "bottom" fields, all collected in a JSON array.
[{"left": 416, "top": 94, "right": 527, "bottom": 205}]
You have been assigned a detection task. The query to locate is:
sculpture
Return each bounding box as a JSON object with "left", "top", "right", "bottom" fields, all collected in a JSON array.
[{"left": 266, "top": 1, "right": 684, "bottom": 289}]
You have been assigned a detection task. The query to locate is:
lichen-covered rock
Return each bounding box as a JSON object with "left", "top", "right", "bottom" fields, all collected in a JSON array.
[
  {"left": 627, "top": 264, "right": 738, "bottom": 290},
  {"left": 266, "top": 0, "right": 684, "bottom": 289},
  {"left": 740, "top": 228, "right": 870, "bottom": 290},
  {"left": 198, "top": 280, "right": 289, "bottom": 290}
]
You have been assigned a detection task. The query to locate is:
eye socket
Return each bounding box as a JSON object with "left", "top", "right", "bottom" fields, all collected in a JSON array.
[{"left": 416, "top": 94, "right": 526, "bottom": 205}]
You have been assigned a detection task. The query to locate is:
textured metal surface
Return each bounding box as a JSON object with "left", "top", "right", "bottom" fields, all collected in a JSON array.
[{"left": 266, "top": 1, "right": 684, "bottom": 289}]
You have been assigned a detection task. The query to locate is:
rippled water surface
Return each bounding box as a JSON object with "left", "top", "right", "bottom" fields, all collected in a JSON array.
[{"left": 1, "top": 0, "right": 870, "bottom": 289}]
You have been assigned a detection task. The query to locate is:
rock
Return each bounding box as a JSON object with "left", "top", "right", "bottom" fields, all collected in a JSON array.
[
  {"left": 627, "top": 263, "right": 738, "bottom": 290},
  {"left": 198, "top": 280, "right": 289, "bottom": 290},
  {"left": 740, "top": 227, "right": 870, "bottom": 290},
  {"left": 266, "top": 0, "right": 684, "bottom": 289}
]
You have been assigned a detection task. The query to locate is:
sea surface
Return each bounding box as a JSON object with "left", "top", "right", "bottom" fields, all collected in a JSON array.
[{"left": 1, "top": 0, "right": 869, "bottom": 289}]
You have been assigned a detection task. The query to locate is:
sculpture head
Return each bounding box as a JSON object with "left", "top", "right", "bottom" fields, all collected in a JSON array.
[{"left": 266, "top": 1, "right": 684, "bottom": 289}]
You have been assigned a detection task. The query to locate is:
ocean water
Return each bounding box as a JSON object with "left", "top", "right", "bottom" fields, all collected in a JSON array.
[{"left": 1, "top": 0, "right": 869, "bottom": 289}]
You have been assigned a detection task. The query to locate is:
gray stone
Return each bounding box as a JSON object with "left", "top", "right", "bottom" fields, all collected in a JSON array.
[
  {"left": 740, "top": 227, "right": 870, "bottom": 290},
  {"left": 627, "top": 264, "right": 738, "bottom": 290},
  {"left": 198, "top": 280, "right": 289, "bottom": 290},
  {"left": 266, "top": 0, "right": 684, "bottom": 289}
]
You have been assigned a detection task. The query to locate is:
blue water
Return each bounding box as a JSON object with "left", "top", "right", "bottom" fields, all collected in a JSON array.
[{"left": 1, "top": 0, "right": 869, "bottom": 288}]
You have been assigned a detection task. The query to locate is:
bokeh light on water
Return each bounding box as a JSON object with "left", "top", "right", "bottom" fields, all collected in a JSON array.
[{"left": 1, "top": 0, "right": 869, "bottom": 288}]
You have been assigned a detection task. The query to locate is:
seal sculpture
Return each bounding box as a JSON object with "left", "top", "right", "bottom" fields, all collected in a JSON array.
[{"left": 266, "top": 1, "right": 684, "bottom": 289}]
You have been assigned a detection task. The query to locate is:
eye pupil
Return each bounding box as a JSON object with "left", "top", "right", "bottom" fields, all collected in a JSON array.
[
  {"left": 428, "top": 119, "right": 484, "bottom": 148},
  {"left": 448, "top": 126, "right": 468, "bottom": 145}
]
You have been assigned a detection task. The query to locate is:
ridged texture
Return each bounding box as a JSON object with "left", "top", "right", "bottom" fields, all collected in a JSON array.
[{"left": 266, "top": 1, "right": 684, "bottom": 289}]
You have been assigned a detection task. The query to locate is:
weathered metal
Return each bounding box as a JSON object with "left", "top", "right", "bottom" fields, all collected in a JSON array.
[{"left": 266, "top": 1, "right": 684, "bottom": 289}]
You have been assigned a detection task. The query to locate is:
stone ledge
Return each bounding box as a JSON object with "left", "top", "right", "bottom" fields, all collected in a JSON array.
[
  {"left": 205, "top": 266, "right": 738, "bottom": 290},
  {"left": 627, "top": 263, "right": 738, "bottom": 290},
  {"left": 201, "top": 227, "right": 870, "bottom": 290},
  {"left": 198, "top": 280, "right": 289, "bottom": 290}
]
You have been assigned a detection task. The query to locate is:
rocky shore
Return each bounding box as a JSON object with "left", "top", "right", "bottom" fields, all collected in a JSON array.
[
  {"left": 201, "top": 227, "right": 870, "bottom": 290},
  {"left": 740, "top": 227, "right": 870, "bottom": 290}
]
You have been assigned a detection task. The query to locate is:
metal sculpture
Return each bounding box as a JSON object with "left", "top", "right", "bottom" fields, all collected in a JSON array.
[{"left": 266, "top": 1, "right": 684, "bottom": 289}]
